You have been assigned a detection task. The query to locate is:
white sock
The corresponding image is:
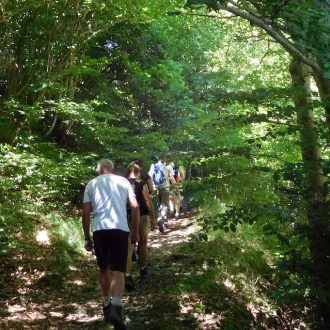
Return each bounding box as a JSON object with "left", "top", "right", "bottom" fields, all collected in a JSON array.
[
  {"left": 103, "top": 296, "right": 111, "bottom": 307},
  {"left": 125, "top": 273, "right": 131, "bottom": 277},
  {"left": 112, "top": 297, "right": 122, "bottom": 306}
]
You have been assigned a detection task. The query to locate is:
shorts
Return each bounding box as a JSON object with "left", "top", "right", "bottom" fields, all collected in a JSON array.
[
  {"left": 128, "top": 214, "right": 150, "bottom": 237},
  {"left": 158, "top": 188, "right": 170, "bottom": 207},
  {"left": 93, "top": 229, "right": 129, "bottom": 272}
]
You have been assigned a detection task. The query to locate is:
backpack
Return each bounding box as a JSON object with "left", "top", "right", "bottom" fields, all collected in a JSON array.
[
  {"left": 173, "top": 165, "right": 184, "bottom": 183},
  {"left": 127, "top": 178, "right": 148, "bottom": 216},
  {"left": 173, "top": 166, "right": 179, "bottom": 180},
  {"left": 153, "top": 163, "right": 165, "bottom": 186}
]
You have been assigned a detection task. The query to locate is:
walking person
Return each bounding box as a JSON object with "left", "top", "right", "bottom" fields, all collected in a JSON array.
[
  {"left": 170, "top": 161, "right": 186, "bottom": 220},
  {"left": 148, "top": 155, "right": 175, "bottom": 232},
  {"left": 125, "top": 162, "right": 157, "bottom": 290},
  {"left": 82, "top": 159, "right": 140, "bottom": 330}
]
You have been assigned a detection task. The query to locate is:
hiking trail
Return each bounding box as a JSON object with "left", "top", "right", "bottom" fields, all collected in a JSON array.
[{"left": 2, "top": 214, "right": 220, "bottom": 330}]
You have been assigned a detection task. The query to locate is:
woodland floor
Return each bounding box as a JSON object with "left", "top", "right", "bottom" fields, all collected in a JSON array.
[
  {"left": 0, "top": 214, "right": 210, "bottom": 330},
  {"left": 0, "top": 213, "right": 307, "bottom": 330}
]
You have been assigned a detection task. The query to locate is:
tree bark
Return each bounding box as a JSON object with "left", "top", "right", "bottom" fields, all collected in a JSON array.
[
  {"left": 314, "top": 75, "right": 330, "bottom": 132},
  {"left": 289, "top": 57, "right": 330, "bottom": 327}
]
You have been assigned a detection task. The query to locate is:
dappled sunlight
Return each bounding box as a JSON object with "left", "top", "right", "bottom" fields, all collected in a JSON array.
[
  {"left": 148, "top": 216, "right": 199, "bottom": 251},
  {"left": 223, "top": 278, "right": 236, "bottom": 291},
  {"left": 1, "top": 212, "right": 312, "bottom": 329},
  {"left": 179, "top": 292, "right": 223, "bottom": 329},
  {"left": 11, "top": 266, "right": 45, "bottom": 286},
  {"left": 149, "top": 242, "right": 162, "bottom": 248},
  {"left": 49, "top": 311, "right": 64, "bottom": 318},
  {"left": 35, "top": 229, "right": 50, "bottom": 245},
  {"left": 4, "top": 299, "right": 104, "bottom": 326}
]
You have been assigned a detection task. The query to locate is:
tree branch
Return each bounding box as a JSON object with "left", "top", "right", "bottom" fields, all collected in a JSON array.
[
  {"left": 182, "top": 12, "right": 236, "bottom": 19},
  {"left": 221, "top": 3, "right": 321, "bottom": 74}
]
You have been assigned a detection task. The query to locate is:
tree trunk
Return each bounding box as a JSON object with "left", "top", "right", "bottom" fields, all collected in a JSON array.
[
  {"left": 289, "top": 57, "right": 330, "bottom": 327},
  {"left": 314, "top": 75, "right": 330, "bottom": 133}
]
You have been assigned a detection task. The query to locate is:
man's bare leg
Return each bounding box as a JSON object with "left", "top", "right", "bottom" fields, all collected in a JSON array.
[
  {"left": 126, "top": 237, "right": 134, "bottom": 275},
  {"left": 111, "top": 271, "right": 125, "bottom": 300},
  {"left": 99, "top": 268, "right": 111, "bottom": 306},
  {"left": 139, "top": 235, "right": 148, "bottom": 268},
  {"left": 125, "top": 237, "right": 136, "bottom": 291}
]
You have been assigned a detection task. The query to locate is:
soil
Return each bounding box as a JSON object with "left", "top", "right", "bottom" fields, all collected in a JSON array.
[{"left": 0, "top": 214, "right": 207, "bottom": 330}]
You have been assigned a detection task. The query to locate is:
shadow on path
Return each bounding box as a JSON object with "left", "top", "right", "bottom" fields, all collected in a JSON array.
[{"left": 0, "top": 213, "right": 284, "bottom": 329}]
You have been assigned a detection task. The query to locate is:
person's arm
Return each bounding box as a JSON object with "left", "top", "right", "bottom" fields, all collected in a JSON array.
[
  {"left": 82, "top": 202, "right": 93, "bottom": 251},
  {"left": 128, "top": 195, "right": 140, "bottom": 244},
  {"left": 146, "top": 176, "right": 155, "bottom": 194},
  {"left": 179, "top": 166, "right": 186, "bottom": 180},
  {"left": 168, "top": 165, "right": 176, "bottom": 185},
  {"left": 142, "top": 184, "right": 157, "bottom": 230},
  {"left": 148, "top": 163, "right": 155, "bottom": 179}
]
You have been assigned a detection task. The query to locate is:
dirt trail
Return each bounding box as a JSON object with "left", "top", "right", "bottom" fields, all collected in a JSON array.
[{"left": 1, "top": 214, "right": 201, "bottom": 330}]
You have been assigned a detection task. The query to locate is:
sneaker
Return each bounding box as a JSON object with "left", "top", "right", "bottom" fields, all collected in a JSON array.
[
  {"left": 103, "top": 303, "right": 111, "bottom": 322},
  {"left": 125, "top": 275, "right": 136, "bottom": 291},
  {"left": 109, "top": 305, "right": 126, "bottom": 330},
  {"left": 132, "top": 248, "right": 138, "bottom": 262},
  {"left": 159, "top": 223, "right": 165, "bottom": 233},
  {"left": 140, "top": 267, "right": 148, "bottom": 279}
]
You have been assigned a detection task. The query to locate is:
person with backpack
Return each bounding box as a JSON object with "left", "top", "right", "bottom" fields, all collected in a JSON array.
[
  {"left": 148, "top": 155, "right": 175, "bottom": 232},
  {"left": 125, "top": 162, "right": 157, "bottom": 290}
]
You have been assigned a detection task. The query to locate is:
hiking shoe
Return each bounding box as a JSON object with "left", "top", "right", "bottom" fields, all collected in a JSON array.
[
  {"left": 125, "top": 275, "right": 136, "bottom": 291},
  {"left": 103, "top": 303, "right": 111, "bottom": 322},
  {"left": 140, "top": 267, "right": 148, "bottom": 279},
  {"left": 159, "top": 223, "right": 165, "bottom": 233},
  {"left": 109, "top": 305, "right": 126, "bottom": 330},
  {"left": 132, "top": 248, "right": 138, "bottom": 262}
]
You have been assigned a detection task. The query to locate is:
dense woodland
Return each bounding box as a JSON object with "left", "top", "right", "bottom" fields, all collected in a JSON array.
[{"left": 1, "top": 1, "right": 330, "bottom": 329}]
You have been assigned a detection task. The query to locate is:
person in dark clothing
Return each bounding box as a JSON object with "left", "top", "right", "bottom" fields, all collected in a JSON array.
[
  {"left": 125, "top": 162, "right": 157, "bottom": 290},
  {"left": 134, "top": 158, "right": 155, "bottom": 195}
]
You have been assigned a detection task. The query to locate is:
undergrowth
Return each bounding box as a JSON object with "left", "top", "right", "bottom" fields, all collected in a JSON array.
[{"left": 173, "top": 223, "right": 313, "bottom": 329}]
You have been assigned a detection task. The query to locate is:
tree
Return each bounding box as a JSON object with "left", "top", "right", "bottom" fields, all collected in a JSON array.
[{"left": 182, "top": 1, "right": 330, "bottom": 325}]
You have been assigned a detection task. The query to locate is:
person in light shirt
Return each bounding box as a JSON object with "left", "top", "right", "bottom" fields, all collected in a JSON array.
[
  {"left": 82, "top": 159, "right": 140, "bottom": 330},
  {"left": 148, "top": 155, "right": 175, "bottom": 232}
]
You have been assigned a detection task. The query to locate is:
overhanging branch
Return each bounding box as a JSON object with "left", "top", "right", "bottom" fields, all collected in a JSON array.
[{"left": 222, "top": 3, "right": 322, "bottom": 74}]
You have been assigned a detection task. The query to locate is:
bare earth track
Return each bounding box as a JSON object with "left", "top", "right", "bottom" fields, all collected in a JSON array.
[{"left": 1, "top": 214, "right": 208, "bottom": 330}]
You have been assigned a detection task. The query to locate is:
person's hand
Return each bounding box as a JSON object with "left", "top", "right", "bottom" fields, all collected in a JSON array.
[
  {"left": 131, "top": 233, "right": 140, "bottom": 244},
  {"left": 84, "top": 239, "right": 93, "bottom": 252},
  {"left": 151, "top": 219, "right": 157, "bottom": 231}
]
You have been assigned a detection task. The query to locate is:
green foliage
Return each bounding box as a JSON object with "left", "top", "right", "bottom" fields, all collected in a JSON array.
[
  {"left": 47, "top": 213, "right": 84, "bottom": 275},
  {"left": 1, "top": 1, "right": 330, "bottom": 327}
]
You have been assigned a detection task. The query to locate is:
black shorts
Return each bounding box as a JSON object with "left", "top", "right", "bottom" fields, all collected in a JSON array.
[{"left": 93, "top": 229, "right": 129, "bottom": 272}]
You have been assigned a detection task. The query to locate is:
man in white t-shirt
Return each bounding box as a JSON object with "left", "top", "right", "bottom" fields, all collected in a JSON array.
[{"left": 82, "top": 159, "right": 140, "bottom": 329}]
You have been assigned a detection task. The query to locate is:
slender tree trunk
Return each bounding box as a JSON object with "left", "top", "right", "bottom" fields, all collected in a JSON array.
[
  {"left": 314, "top": 76, "right": 330, "bottom": 133},
  {"left": 290, "top": 57, "right": 330, "bottom": 327}
]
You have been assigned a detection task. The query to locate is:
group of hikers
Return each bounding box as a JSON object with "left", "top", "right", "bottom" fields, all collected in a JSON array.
[{"left": 82, "top": 155, "right": 186, "bottom": 329}]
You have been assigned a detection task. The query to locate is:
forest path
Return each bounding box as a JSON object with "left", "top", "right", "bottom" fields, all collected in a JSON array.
[{"left": 2, "top": 213, "right": 219, "bottom": 330}]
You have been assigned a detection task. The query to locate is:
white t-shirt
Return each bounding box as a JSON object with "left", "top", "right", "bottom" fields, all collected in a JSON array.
[
  {"left": 148, "top": 162, "right": 174, "bottom": 189},
  {"left": 83, "top": 174, "right": 135, "bottom": 232}
]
